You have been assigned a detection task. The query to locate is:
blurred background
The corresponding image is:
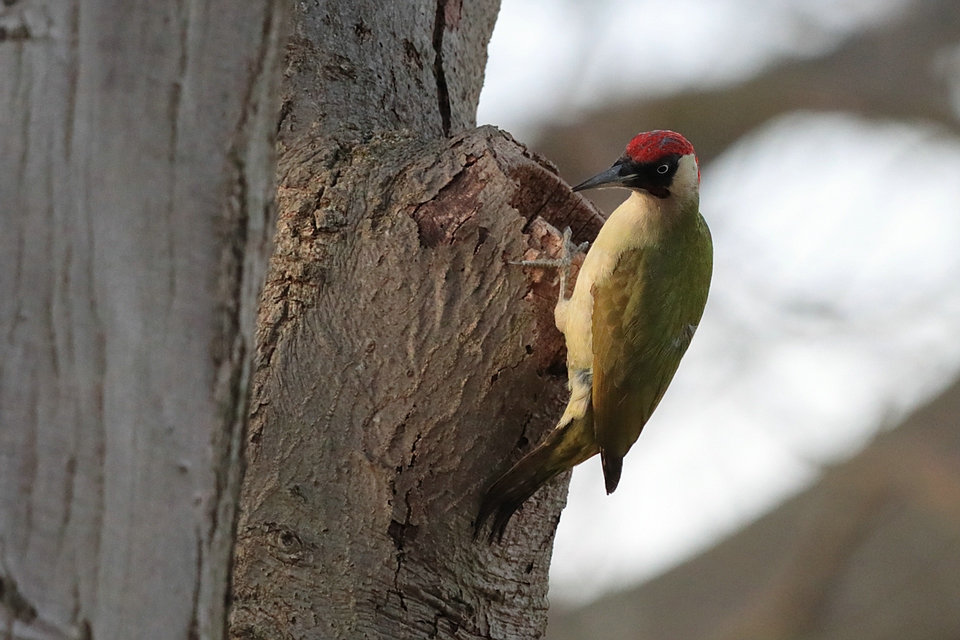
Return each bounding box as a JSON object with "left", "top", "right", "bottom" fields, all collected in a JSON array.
[{"left": 477, "top": 1, "right": 960, "bottom": 638}]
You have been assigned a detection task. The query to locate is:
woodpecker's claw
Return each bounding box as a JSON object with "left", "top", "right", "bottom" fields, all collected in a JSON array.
[
  {"left": 510, "top": 226, "right": 588, "bottom": 267},
  {"left": 511, "top": 226, "right": 588, "bottom": 301},
  {"left": 560, "top": 226, "right": 591, "bottom": 264}
]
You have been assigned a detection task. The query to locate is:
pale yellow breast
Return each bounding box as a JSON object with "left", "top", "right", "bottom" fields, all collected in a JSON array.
[{"left": 556, "top": 192, "right": 663, "bottom": 374}]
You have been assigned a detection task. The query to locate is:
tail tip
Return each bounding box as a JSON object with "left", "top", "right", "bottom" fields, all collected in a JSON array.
[
  {"left": 475, "top": 494, "right": 520, "bottom": 544},
  {"left": 601, "top": 451, "right": 623, "bottom": 494}
]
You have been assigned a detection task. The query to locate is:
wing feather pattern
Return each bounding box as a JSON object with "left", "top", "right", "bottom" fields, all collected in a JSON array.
[{"left": 591, "top": 221, "right": 712, "bottom": 493}]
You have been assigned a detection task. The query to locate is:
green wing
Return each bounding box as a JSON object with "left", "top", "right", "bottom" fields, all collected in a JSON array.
[{"left": 591, "top": 220, "right": 712, "bottom": 493}]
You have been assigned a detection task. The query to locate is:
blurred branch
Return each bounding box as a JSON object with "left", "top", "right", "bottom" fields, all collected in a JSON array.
[
  {"left": 536, "top": 0, "right": 960, "bottom": 215},
  {"left": 712, "top": 435, "right": 960, "bottom": 640}
]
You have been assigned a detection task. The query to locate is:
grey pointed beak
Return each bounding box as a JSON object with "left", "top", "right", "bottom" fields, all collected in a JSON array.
[{"left": 571, "top": 163, "right": 633, "bottom": 192}]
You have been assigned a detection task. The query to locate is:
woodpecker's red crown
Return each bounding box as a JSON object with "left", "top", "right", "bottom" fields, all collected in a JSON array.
[
  {"left": 625, "top": 130, "right": 695, "bottom": 164},
  {"left": 573, "top": 129, "right": 700, "bottom": 198}
]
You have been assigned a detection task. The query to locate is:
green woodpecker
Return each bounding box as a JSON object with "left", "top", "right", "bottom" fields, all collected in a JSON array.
[{"left": 477, "top": 130, "right": 713, "bottom": 541}]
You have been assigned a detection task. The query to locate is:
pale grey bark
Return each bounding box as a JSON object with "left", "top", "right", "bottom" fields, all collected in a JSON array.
[
  {"left": 229, "top": 2, "right": 604, "bottom": 639},
  {"left": 0, "top": 1, "right": 285, "bottom": 638},
  {"left": 278, "top": 0, "right": 495, "bottom": 144}
]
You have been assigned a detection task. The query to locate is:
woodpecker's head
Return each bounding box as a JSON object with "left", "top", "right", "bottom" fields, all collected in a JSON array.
[{"left": 573, "top": 130, "right": 699, "bottom": 203}]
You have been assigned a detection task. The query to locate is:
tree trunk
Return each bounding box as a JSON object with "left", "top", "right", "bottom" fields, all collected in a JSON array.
[
  {"left": 228, "top": 2, "right": 603, "bottom": 639},
  {"left": 0, "top": 1, "right": 284, "bottom": 638}
]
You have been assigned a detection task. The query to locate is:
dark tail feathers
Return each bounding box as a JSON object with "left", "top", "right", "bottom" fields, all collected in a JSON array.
[
  {"left": 600, "top": 449, "right": 623, "bottom": 494},
  {"left": 475, "top": 415, "right": 598, "bottom": 543}
]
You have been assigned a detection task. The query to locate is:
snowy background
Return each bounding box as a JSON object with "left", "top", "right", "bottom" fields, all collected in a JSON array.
[{"left": 477, "top": 0, "right": 960, "bottom": 604}]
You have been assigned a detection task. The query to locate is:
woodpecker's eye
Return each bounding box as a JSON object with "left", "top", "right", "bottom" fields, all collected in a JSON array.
[{"left": 657, "top": 163, "right": 670, "bottom": 174}]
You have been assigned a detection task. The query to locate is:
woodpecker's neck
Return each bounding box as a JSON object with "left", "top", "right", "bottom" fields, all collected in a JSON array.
[
  {"left": 576, "top": 151, "right": 702, "bottom": 282},
  {"left": 665, "top": 154, "right": 700, "bottom": 211},
  {"left": 612, "top": 195, "right": 694, "bottom": 249}
]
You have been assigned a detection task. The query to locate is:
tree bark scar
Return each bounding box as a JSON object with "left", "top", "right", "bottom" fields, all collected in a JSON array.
[
  {"left": 432, "top": 0, "right": 455, "bottom": 136},
  {"left": 409, "top": 155, "right": 482, "bottom": 248}
]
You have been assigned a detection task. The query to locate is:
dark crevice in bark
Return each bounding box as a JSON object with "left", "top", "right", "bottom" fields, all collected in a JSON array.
[
  {"left": 432, "top": 0, "right": 452, "bottom": 136},
  {"left": 517, "top": 410, "right": 536, "bottom": 449},
  {"left": 389, "top": 430, "right": 424, "bottom": 612},
  {"left": 277, "top": 99, "right": 292, "bottom": 134}
]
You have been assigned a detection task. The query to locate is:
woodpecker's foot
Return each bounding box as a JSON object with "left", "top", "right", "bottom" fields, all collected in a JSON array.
[
  {"left": 512, "top": 226, "right": 589, "bottom": 299},
  {"left": 511, "top": 226, "right": 589, "bottom": 269}
]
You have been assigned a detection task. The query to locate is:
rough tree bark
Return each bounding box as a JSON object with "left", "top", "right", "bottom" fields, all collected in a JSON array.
[
  {"left": 229, "top": 2, "right": 603, "bottom": 640},
  {"left": 0, "top": 1, "right": 284, "bottom": 638}
]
